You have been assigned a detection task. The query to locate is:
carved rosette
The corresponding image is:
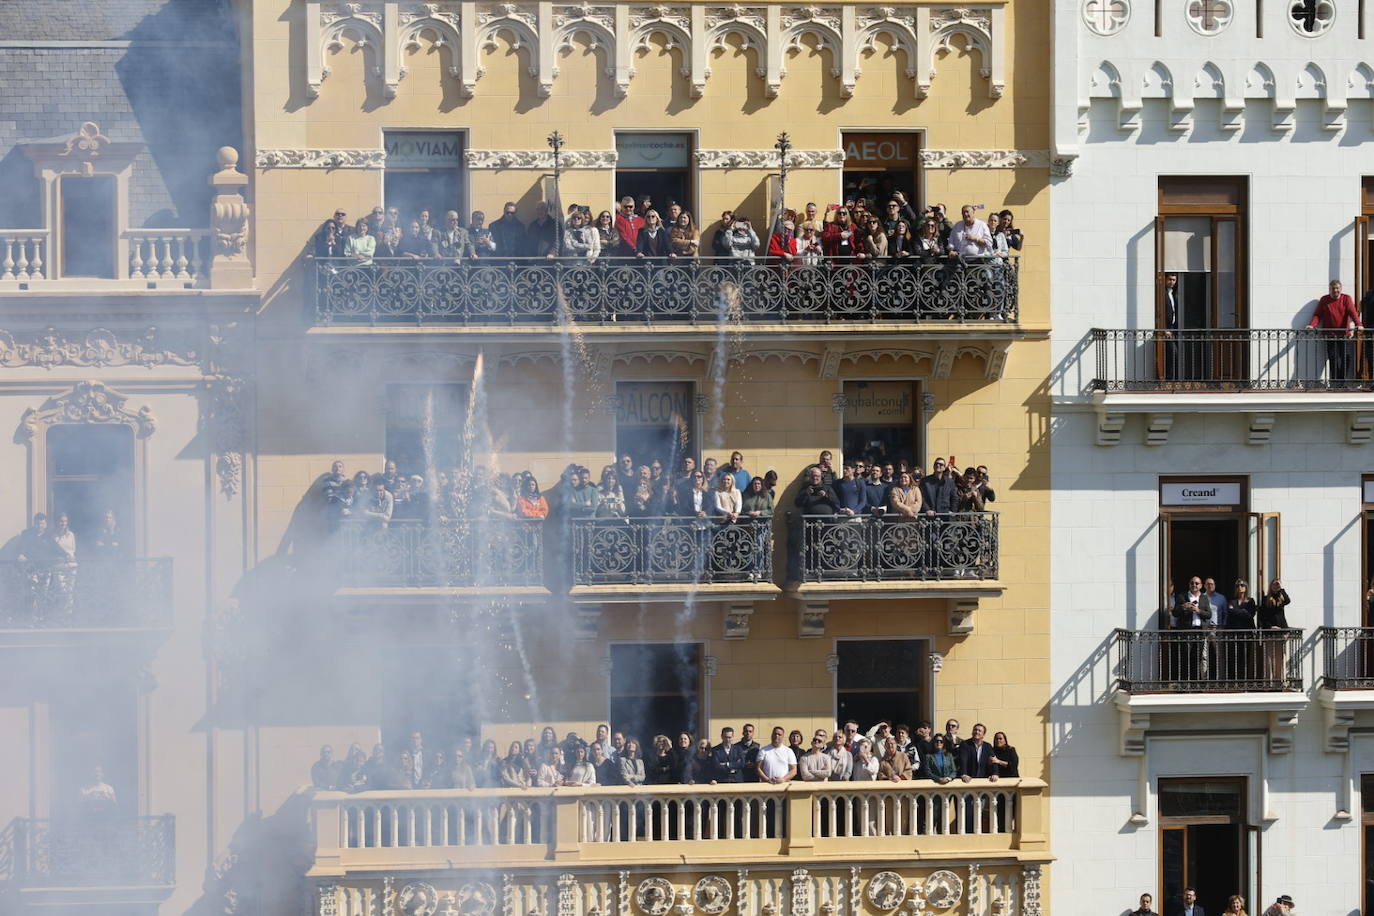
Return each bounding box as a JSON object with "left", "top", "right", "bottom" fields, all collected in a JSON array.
[
  {"left": 636, "top": 879, "right": 673, "bottom": 916},
  {"left": 866, "top": 873, "right": 906, "bottom": 912},
  {"left": 694, "top": 878, "right": 731, "bottom": 915},
  {"left": 920, "top": 871, "right": 962, "bottom": 910},
  {"left": 459, "top": 883, "right": 497, "bottom": 916},
  {"left": 398, "top": 882, "right": 440, "bottom": 916}
]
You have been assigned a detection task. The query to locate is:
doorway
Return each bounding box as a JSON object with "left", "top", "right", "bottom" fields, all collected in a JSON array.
[
  {"left": 1158, "top": 478, "right": 1280, "bottom": 619},
  {"left": 380, "top": 646, "right": 478, "bottom": 755},
  {"left": 834, "top": 638, "right": 928, "bottom": 729},
  {"left": 608, "top": 642, "right": 703, "bottom": 742},
  {"left": 383, "top": 131, "right": 465, "bottom": 229},
  {"left": 59, "top": 175, "right": 117, "bottom": 279},
  {"left": 841, "top": 132, "right": 922, "bottom": 210},
  {"left": 840, "top": 380, "right": 922, "bottom": 470},
  {"left": 613, "top": 381, "right": 696, "bottom": 471},
  {"left": 48, "top": 424, "right": 135, "bottom": 545},
  {"left": 615, "top": 133, "right": 693, "bottom": 218},
  {"left": 1159, "top": 778, "right": 1255, "bottom": 915}
]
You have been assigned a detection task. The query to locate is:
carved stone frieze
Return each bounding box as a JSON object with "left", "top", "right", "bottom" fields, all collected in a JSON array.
[
  {"left": 866, "top": 873, "right": 905, "bottom": 911},
  {"left": 19, "top": 381, "right": 157, "bottom": 440},
  {"left": 464, "top": 149, "right": 619, "bottom": 169},
  {"left": 0, "top": 326, "right": 201, "bottom": 371},
  {"left": 921, "top": 871, "right": 962, "bottom": 910},
  {"left": 306, "top": 1, "right": 1007, "bottom": 102},
  {"left": 636, "top": 879, "right": 674, "bottom": 916},
  {"left": 696, "top": 148, "right": 844, "bottom": 169},
  {"left": 255, "top": 148, "right": 388, "bottom": 169},
  {"left": 399, "top": 882, "right": 440, "bottom": 916},
  {"left": 921, "top": 149, "right": 1051, "bottom": 169}
]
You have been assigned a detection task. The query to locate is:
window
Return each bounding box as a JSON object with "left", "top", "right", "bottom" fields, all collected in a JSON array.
[
  {"left": 384, "top": 131, "right": 466, "bottom": 233},
  {"left": 48, "top": 424, "right": 135, "bottom": 545},
  {"left": 59, "top": 175, "right": 117, "bottom": 279},
  {"left": 384, "top": 383, "right": 468, "bottom": 477},
  {"left": 613, "top": 381, "right": 696, "bottom": 471},
  {"left": 841, "top": 380, "right": 922, "bottom": 469},
  {"left": 609, "top": 643, "right": 703, "bottom": 743},
  {"left": 50, "top": 676, "right": 138, "bottom": 818},
  {"left": 841, "top": 133, "right": 922, "bottom": 212},
  {"left": 1155, "top": 178, "right": 1247, "bottom": 382},
  {"left": 1159, "top": 777, "right": 1256, "bottom": 915},
  {"left": 835, "top": 639, "right": 928, "bottom": 731},
  {"left": 614, "top": 133, "right": 694, "bottom": 219},
  {"left": 1158, "top": 477, "right": 1278, "bottom": 619}
]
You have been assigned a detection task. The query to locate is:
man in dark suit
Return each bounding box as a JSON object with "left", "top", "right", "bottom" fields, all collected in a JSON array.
[
  {"left": 1165, "top": 887, "right": 1205, "bottom": 916},
  {"left": 957, "top": 723, "right": 995, "bottom": 781},
  {"left": 710, "top": 727, "right": 745, "bottom": 783}
]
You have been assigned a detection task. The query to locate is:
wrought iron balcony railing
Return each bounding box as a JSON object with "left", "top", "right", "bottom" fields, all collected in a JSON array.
[
  {"left": 1091, "top": 328, "right": 1374, "bottom": 392},
  {"left": 311, "top": 256, "right": 1019, "bottom": 325},
  {"left": 793, "top": 512, "right": 998, "bottom": 583},
  {"left": 1318, "top": 626, "right": 1374, "bottom": 689},
  {"left": 5, "top": 816, "right": 175, "bottom": 887},
  {"left": 309, "top": 780, "right": 1045, "bottom": 873},
  {"left": 337, "top": 519, "right": 543, "bottom": 588},
  {"left": 572, "top": 516, "right": 773, "bottom": 587},
  {"left": 1112, "top": 628, "right": 1303, "bottom": 693},
  {"left": 0, "top": 558, "right": 172, "bottom": 629}
]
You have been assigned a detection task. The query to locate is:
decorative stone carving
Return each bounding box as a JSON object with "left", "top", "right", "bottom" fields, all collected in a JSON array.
[
  {"left": 60, "top": 121, "right": 112, "bottom": 163},
  {"left": 789, "top": 870, "right": 812, "bottom": 916},
  {"left": 1082, "top": 0, "right": 1130, "bottom": 34},
  {"left": 398, "top": 882, "right": 440, "bottom": 916},
  {"left": 559, "top": 875, "right": 578, "bottom": 916},
  {"left": 0, "top": 326, "right": 202, "bottom": 371},
  {"left": 459, "top": 883, "right": 497, "bottom": 916},
  {"left": 209, "top": 146, "right": 253, "bottom": 288},
  {"left": 696, "top": 148, "right": 845, "bottom": 169},
  {"left": 929, "top": 651, "right": 944, "bottom": 673},
  {"left": 319, "top": 883, "right": 339, "bottom": 916},
  {"left": 1020, "top": 866, "right": 1041, "bottom": 916},
  {"left": 636, "top": 879, "right": 674, "bottom": 916},
  {"left": 618, "top": 872, "right": 632, "bottom": 916},
  {"left": 670, "top": 892, "right": 695, "bottom": 916},
  {"left": 1184, "top": 0, "right": 1233, "bottom": 33},
  {"left": 921, "top": 149, "right": 1050, "bottom": 169},
  {"left": 464, "top": 149, "right": 618, "bottom": 169},
  {"left": 19, "top": 381, "right": 156, "bottom": 441},
  {"left": 202, "top": 375, "right": 249, "bottom": 498},
  {"left": 255, "top": 149, "right": 388, "bottom": 169},
  {"left": 1050, "top": 155, "right": 1075, "bottom": 178},
  {"left": 866, "top": 872, "right": 906, "bottom": 911},
  {"left": 921, "top": 872, "right": 962, "bottom": 910}
]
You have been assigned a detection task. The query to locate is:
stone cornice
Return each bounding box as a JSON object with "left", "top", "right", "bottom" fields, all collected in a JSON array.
[
  {"left": 921, "top": 149, "right": 1051, "bottom": 169},
  {"left": 695, "top": 149, "right": 844, "bottom": 169},
  {"left": 463, "top": 149, "right": 618, "bottom": 169}
]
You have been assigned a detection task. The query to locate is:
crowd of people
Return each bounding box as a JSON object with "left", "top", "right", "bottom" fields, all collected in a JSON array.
[
  {"left": 1161, "top": 576, "right": 1294, "bottom": 682},
  {"left": 3, "top": 510, "right": 126, "bottom": 567},
  {"left": 1129, "top": 890, "right": 1297, "bottom": 916},
  {"left": 313, "top": 450, "right": 994, "bottom": 531},
  {"left": 313, "top": 193, "right": 1024, "bottom": 268},
  {"left": 309, "top": 716, "right": 1019, "bottom": 792},
  {"left": 1, "top": 510, "right": 131, "bottom": 624}
]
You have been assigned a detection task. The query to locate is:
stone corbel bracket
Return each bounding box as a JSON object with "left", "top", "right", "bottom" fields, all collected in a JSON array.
[
  {"left": 799, "top": 600, "right": 829, "bottom": 637},
  {"left": 724, "top": 601, "right": 756, "bottom": 639}
]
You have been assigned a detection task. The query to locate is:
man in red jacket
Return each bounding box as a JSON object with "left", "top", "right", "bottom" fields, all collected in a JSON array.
[
  {"left": 613, "top": 196, "right": 643, "bottom": 257},
  {"left": 1308, "top": 279, "right": 1363, "bottom": 386}
]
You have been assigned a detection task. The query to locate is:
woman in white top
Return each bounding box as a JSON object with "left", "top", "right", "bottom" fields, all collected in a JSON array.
[
  {"left": 565, "top": 744, "right": 597, "bottom": 786},
  {"left": 713, "top": 474, "right": 742, "bottom": 521},
  {"left": 537, "top": 746, "right": 567, "bottom": 787},
  {"left": 563, "top": 209, "right": 601, "bottom": 261},
  {"left": 850, "top": 739, "right": 879, "bottom": 781},
  {"left": 345, "top": 219, "right": 376, "bottom": 265}
]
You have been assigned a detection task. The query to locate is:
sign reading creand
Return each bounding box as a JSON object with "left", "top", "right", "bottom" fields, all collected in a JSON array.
[
  {"left": 1160, "top": 482, "right": 1242, "bottom": 506},
  {"left": 385, "top": 132, "right": 464, "bottom": 169}
]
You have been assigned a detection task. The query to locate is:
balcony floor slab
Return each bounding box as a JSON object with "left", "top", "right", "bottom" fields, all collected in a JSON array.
[{"left": 567, "top": 582, "right": 781, "bottom": 605}]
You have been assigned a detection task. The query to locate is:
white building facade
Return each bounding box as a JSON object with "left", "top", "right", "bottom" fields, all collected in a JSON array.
[{"left": 1049, "top": 0, "right": 1374, "bottom": 912}]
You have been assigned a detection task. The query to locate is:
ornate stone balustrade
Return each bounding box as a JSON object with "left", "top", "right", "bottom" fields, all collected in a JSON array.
[
  {"left": 308, "top": 780, "right": 1046, "bottom": 877},
  {"left": 0, "top": 231, "right": 47, "bottom": 281},
  {"left": 125, "top": 229, "right": 210, "bottom": 284}
]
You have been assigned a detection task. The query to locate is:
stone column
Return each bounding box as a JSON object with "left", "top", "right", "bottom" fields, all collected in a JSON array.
[{"left": 207, "top": 146, "right": 253, "bottom": 288}]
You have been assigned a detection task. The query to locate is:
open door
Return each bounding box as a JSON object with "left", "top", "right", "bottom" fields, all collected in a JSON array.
[
  {"left": 1211, "top": 215, "right": 1244, "bottom": 382},
  {"left": 1356, "top": 215, "right": 1369, "bottom": 378},
  {"left": 1155, "top": 215, "right": 1168, "bottom": 382},
  {"left": 1246, "top": 512, "right": 1281, "bottom": 592}
]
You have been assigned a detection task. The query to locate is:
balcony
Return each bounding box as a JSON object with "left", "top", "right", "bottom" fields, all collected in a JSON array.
[
  {"left": 569, "top": 516, "right": 779, "bottom": 606},
  {"left": 1111, "top": 628, "right": 1307, "bottom": 755},
  {"left": 1089, "top": 329, "right": 1374, "bottom": 444},
  {"left": 306, "top": 780, "right": 1046, "bottom": 877},
  {"left": 2, "top": 816, "right": 175, "bottom": 908},
  {"left": 0, "top": 559, "right": 173, "bottom": 646},
  {"left": 1317, "top": 626, "right": 1374, "bottom": 752},
  {"left": 310, "top": 257, "right": 1020, "bottom": 327},
  {"left": 336, "top": 520, "right": 545, "bottom": 599},
  {"left": 0, "top": 229, "right": 209, "bottom": 289}
]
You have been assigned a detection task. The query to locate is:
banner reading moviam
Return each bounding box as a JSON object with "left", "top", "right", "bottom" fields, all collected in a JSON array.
[{"left": 385, "top": 132, "right": 464, "bottom": 169}]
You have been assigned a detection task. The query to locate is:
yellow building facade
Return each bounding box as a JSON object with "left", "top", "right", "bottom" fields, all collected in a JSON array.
[{"left": 232, "top": 0, "right": 1054, "bottom": 914}]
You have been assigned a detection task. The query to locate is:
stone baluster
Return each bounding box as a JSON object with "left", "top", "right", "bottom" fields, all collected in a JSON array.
[
  {"left": 28, "top": 236, "right": 43, "bottom": 279},
  {"left": 13, "top": 238, "right": 28, "bottom": 279},
  {"left": 129, "top": 237, "right": 146, "bottom": 279},
  {"left": 173, "top": 235, "right": 190, "bottom": 279},
  {"left": 3, "top": 238, "right": 15, "bottom": 280},
  {"left": 157, "top": 236, "right": 173, "bottom": 279}
]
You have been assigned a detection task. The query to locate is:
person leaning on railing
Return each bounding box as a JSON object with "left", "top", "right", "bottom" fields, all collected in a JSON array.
[
  {"left": 886, "top": 471, "right": 925, "bottom": 518},
  {"left": 713, "top": 475, "right": 742, "bottom": 522},
  {"left": 741, "top": 476, "right": 774, "bottom": 518},
  {"left": 564, "top": 209, "right": 601, "bottom": 261},
  {"left": 344, "top": 219, "right": 375, "bottom": 264},
  {"left": 669, "top": 212, "right": 699, "bottom": 261}
]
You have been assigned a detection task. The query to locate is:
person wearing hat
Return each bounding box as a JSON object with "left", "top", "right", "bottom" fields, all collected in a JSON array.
[{"left": 1259, "top": 896, "right": 1293, "bottom": 916}]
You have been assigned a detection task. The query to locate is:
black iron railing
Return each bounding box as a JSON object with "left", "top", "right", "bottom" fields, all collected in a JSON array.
[
  {"left": 7, "top": 816, "right": 175, "bottom": 887},
  {"left": 337, "top": 519, "right": 543, "bottom": 588},
  {"left": 0, "top": 558, "right": 172, "bottom": 629},
  {"left": 572, "top": 516, "right": 773, "bottom": 586},
  {"left": 312, "top": 257, "right": 1019, "bottom": 325},
  {"left": 793, "top": 512, "right": 998, "bottom": 582},
  {"left": 1318, "top": 626, "right": 1374, "bottom": 689},
  {"left": 1091, "top": 328, "right": 1374, "bottom": 391},
  {"left": 1112, "top": 628, "right": 1302, "bottom": 692}
]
